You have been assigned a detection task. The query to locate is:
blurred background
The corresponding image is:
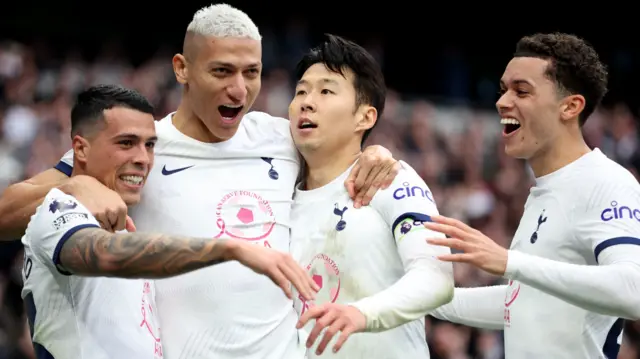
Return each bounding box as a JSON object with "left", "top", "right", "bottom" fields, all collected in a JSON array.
[{"left": 1, "top": 1, "right": 639, "bottom": 358}]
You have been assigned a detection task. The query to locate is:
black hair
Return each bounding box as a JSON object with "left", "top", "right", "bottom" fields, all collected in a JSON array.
[
  {"left": 295, "top": 34, "right": 386, "bottom": 145},
  {"left": 514, "top": 33, "right": 608, "bottom": 126},
  {"left": 70, "top": 84, "right": 154, "bottom": 137}
]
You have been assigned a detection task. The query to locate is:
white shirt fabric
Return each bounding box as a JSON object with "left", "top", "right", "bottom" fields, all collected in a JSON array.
[
  {"left": 21, "top": 188, "right": 162, "bottom": 359},
  {"left": 57, "top": 112, "right": 304, "bottom": 359},
  {"left": 291, "top": 161, "right": 454, "bottom": 359},
  {"left": 432, "top": 148, "right": 640, "bottom": 359}
]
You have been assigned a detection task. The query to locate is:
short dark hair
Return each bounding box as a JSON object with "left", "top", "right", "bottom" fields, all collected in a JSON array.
[
  {"left": 295, "top": 34, "right": 386, "bottom": 145},
  {"left": 70, "top": 84, "right": 154, "bottom": 137},
  {"left": 514, "top": 33, "right": 608, "bottom": 126}
]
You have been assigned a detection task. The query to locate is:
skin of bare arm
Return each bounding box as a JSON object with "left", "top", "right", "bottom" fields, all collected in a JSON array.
[
  {"left": 0, "top": 169, "right": 68, "bottom": 241},
  {"left": 58, "top": 227, "right": 320, "bottom": 300},
  {"left": 59, "top": 227, "right": 233, "bottom": 279}
]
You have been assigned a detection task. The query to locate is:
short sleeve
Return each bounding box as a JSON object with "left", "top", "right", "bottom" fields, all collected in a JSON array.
[
  {"left": 54, "top": 150, "right": 74, "bottom": 177},
  {"left": 23, "top": 188, "right": 100, "bottom": 275},
  {"left": 574, "top": 181, "right": 640, "bottom": 263}
]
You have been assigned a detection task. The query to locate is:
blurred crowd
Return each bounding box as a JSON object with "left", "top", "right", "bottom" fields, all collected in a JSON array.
[{"left": 0, "top": 36, "right": 639, "bottom": 359}]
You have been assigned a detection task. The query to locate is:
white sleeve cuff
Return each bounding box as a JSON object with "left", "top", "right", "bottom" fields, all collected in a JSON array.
[{"left": 504, "top": 249, "right": 526, "bottom": 279}]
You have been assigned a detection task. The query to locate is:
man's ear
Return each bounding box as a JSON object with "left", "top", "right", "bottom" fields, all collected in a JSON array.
[
  {"left": 560, "top": 94, "right": 585, "bottom": 122},
  {"left": 173, "top": 54, "right": 189, "bottom": 85},
  {"left": 355, "top": 105, "right": 377, "bottom": 133},
  {"left": 72, "top": 135, "right": 90, "bottom": 165}
]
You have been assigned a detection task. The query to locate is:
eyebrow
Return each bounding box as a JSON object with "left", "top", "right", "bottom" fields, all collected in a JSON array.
[
  {"left": 500, "top": 79, "right": 533, "bottom": 87},
  {"left": 297, "top": 78, "right": 340, "bottom": 86},
  {"left": 113, "top": 133, "right": 158, "bottom": 142},
  {"left": 209, "top": 61, "right": 261, "bottom": 69}
]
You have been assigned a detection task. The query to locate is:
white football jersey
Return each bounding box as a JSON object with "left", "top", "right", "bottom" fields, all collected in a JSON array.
[
  {"left": 21, "top": 188, "right": 162, "bottom": 359},
  {"left": 291, "top": 161, "right": 452, "bottom": 358},
  {"left": 57, "top": 111, "right": 303, "bottom": 359},
  {"left": 503, "top": 148, "right": 637, "bottom": 358}
]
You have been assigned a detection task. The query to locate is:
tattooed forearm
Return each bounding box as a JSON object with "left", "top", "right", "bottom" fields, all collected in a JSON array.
[{"left": 58, "top": 227, "right": 232, "bottom": 278}]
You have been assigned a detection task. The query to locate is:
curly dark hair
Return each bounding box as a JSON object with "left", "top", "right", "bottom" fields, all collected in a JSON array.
[{"left": 514, "top": 33, "right": 608, "bottom": 126}]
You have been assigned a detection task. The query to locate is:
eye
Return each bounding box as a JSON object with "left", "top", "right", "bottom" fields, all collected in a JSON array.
[
  {"left": 146, "top": 142, "right": 155, "bottom": 149},
  {"left": 212, "top": 68, "right": 231, "bottom": 75},
  {"left": 296, "top": 90, "right": 307, "bottom": 96},
  {"left": 119, "top": 140, "right": 133, "bottom": 148},
  {"left": 321, "top": 89, "right": 334, "bottom": 95}
]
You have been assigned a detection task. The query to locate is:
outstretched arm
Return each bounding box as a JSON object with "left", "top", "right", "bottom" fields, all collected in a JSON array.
[
  {"left": 58, "top": 227, "right": 319, "bottom": 300},
  {"left": 58, "top": 227, "right": 230, "bottom": 278},
  {"left": 430, "top": 285, "right": 506, "bottom": 330}
]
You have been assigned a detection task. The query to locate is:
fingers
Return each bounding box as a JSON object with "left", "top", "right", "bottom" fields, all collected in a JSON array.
[
  {"left": 306, "top": 307, "right": 337, "bottom": 349},
  {"left": 431, "top": 215, "right": 481, "bottom": 235},
  {"left": 359, "top": 159, "right": 397, "bottom": 203},
  {"left": 297, "top": 304, "right": 326, "bottom": 329},
  {"left": 279, "top": 258, "right": 317, "bottom": 302},
  {"left": 380, "top": 161, "right": 400, "bottom": 189},
  {"left": 426, "top": 237, "right": 469, "bottom": 252},
  {"left": 436, "top": 252, "right": 472, "bottom": 263},
  {"left": 424, "top": 222, "right": 469, "bottom": 241},
  {"left": 95, "top": 217, "right": 113, "bottom": 232},
  {"left": 344, "top": 164, "right": 360, "bottom": 199},
  {"left": 111, "top": 207, "right": 128, "bottom": 232},
  {"left": 352, "top": 162, "right": 373, "bottom": 206},
  {"left": 315, "top": 319, "right": 344, "bottom": 355},
  {"left": 269, "top": 269, "right": 293, "bottom": 300},
  {"left": 332, "top": 325, "right": 356, "bottom": 353},
  {"left": 354, "top": 166, "right": 384, "bottom": 207},
  {"left": 125, "top": 216, "right": 137, "bottom": 232}
]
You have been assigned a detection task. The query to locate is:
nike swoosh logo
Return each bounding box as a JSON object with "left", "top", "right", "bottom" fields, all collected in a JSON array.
[{"left": 162, "top": 165, "right": 194, "bottom": 175}]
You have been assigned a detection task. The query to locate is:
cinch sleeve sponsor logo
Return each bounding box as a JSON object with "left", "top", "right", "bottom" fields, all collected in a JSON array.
[
  {"left": 600, "top": 201, "right": 640, "bottom": 222},
  {"left": 392, "top": 182, "right": 434, "bottom": 203}
]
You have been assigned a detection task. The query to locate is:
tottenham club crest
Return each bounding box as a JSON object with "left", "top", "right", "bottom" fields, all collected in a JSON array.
[{"left": 49, "top": 199, "right": 78, "bottom": 213}]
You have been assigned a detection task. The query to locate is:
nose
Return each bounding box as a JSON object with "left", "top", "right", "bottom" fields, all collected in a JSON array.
[
  {"left": 226, "top": 74, "right": 248, "bottom": 102},
  {"left": 132, "top": 145, "right": 152, "bottom": 170},
  {"left": 299, "top": 93, "right": 316, "bottom": 113},
  {"left": 496, "top": 91, "right": 512, "bottom": 113}
]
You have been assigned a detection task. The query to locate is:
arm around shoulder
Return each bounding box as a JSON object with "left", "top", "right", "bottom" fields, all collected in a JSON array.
[{"left": 0, "top": 168, "right": 69, "bottom": 241}]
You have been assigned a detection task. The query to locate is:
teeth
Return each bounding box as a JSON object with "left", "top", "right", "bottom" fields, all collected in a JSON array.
[
  {"left": 120, "top": 175, "right": 143, "bottom": 185},
  {"left": 500, "top": 118, "right": 520, "bottom": 125},
  {"left": 222, "top": 105, "right": 242, "bottom": 109}
]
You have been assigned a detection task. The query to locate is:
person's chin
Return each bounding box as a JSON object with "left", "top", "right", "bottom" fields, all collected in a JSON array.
[
  {"left": 504, "top": 144, "right": 532, "bottom": 160},
  {"left": 121, "top": 192, "right": 141, "bottom": 207}
]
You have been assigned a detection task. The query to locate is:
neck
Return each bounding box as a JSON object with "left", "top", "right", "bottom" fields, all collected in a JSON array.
[
  {"left": 303, "top": 144, "right": 361, "bottom": 190},
  {"left": 70, "top": 160, "right": 85, "bottom": 177},
  {"left": 529, "top": 128, "right": 591, "bottom": 177},
  {"left": 173, "top": 100, "right": 223, "bottom": 143}
]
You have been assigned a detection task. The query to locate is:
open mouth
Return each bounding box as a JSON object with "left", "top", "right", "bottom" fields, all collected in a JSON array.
[
  {"left": 119, "top": 175, "right": 143, "bottom": 186},
  {"left": 218, "top": 105, "right": 243, "bottom": 122},
  {"left": 501, "top": 118, "right": 521, "bottom": 135},
  {"left": 298, "top": 119, "right": 317, "bottom": 129}
]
